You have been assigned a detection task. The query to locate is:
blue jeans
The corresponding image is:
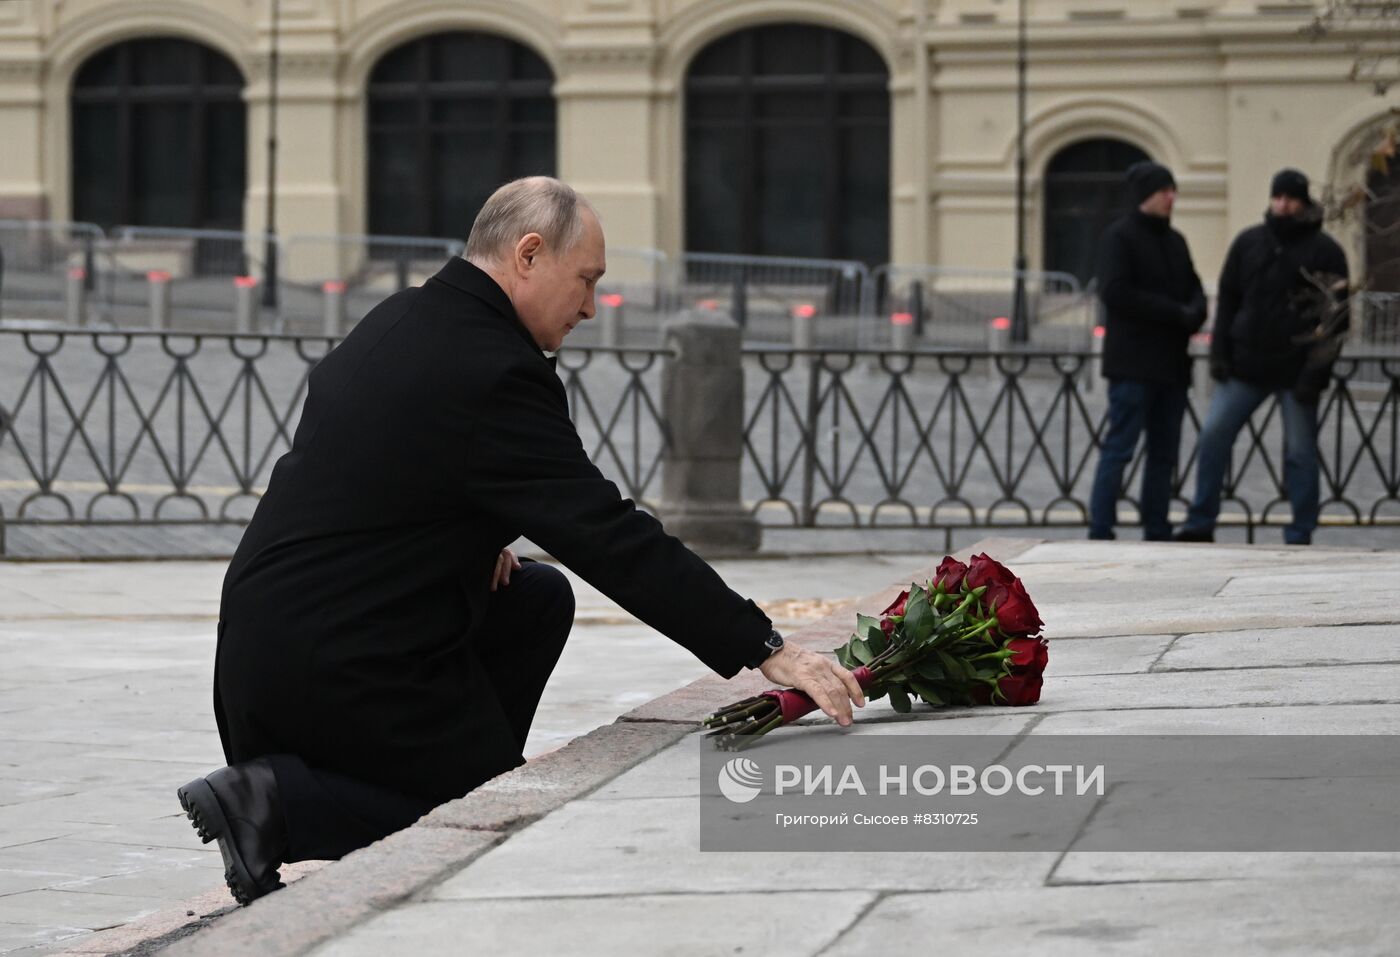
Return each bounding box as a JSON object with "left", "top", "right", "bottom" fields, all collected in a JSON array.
[
  {"left": 1180, "top": 378, "right": 1320, "bottom": 544},
  {"left": 1089, "top": 378, "right": 1189, "bottom": 540}
]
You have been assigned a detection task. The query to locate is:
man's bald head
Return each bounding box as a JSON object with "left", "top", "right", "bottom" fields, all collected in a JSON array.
[{"left": 464, "top": 177, "right": 598, "bottom": 267}]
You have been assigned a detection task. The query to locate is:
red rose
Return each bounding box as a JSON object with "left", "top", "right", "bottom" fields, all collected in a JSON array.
[
  {"left": 933, "top": 557, "right": 969, "bottom": 592},
  {"left": 965, "top": 553, "right": 1016, "bottom": 591},
  {"left": 986, "top": 579, "right": 1043, "bottom": 638},
  {"left": 1006, "top": 637, "right": 1045, "bottom": 668},
  {"left": 972, "top": 671, "right": 1043, "bottom": 706},
  {"left": 880, "top": 617, "right": 895, "bottom": 638},
  {"left": 881, "top": 590, "right": 909, "bottom": 618}
]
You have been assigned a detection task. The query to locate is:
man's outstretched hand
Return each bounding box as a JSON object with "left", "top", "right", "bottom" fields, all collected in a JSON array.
[{"left": 758, "top": 644, "right": 866, "bottom": 727}]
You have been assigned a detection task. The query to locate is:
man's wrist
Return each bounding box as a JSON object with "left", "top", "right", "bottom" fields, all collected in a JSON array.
[{"left": 746, "top": 629, "right": 784, "bottom": 670}]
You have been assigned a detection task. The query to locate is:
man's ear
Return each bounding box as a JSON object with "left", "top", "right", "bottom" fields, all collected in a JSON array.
[{"left": 513, "top": 233, "right": 545, "bottom": 277}]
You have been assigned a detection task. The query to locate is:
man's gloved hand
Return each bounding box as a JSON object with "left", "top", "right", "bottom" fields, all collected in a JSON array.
[{"left": 759, "top": 644, "right": 865, "bottom": 727}]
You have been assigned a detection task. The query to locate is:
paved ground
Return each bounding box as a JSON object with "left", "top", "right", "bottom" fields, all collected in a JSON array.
[
  {"left": 0, "top": 553, "right": 929, "bottom": 955},
  {"left": 134, "top": 538, "right": 1400, "bottom": 957}
]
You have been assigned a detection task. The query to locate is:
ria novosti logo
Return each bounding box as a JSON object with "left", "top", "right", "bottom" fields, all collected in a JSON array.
[{"left": 717, "top": 757, "right": 764, "bottom": 803}]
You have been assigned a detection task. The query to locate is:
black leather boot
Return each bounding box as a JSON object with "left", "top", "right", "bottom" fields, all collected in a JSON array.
[{"left": 178, "top": 758, "right": 287, "bottom": 905}]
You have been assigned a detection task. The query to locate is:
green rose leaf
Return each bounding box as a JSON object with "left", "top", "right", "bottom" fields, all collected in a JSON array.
[
  {"left": 888, "top": 686, "right": 912, "bottom": 713},
  {"left": 936, "top": 649, "right": 963, "bottom": 678},
  {"left": 902, "top": 589, "right": 936, "bottom": 643},
  {"left": 907, "top": 678, "right": 945, "bottom": 706},
  {"left": 915, "top": 657, "right": 946, "bottom": 681},
  {"left": 856, "top": 614, "right": 884, "bottom": 643},
  {"left": 850, "top": 637, "right": 875, "bottom": 665}
]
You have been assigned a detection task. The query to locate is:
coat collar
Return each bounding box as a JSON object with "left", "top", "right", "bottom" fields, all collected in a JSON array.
[{"left": 429, "top": 257, "right": 553, "bottom": 365}]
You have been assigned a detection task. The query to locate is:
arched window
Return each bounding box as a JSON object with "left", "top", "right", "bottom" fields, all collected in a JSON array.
[
  {"left": 367, "top": 32, "right": 555, "bottom": 238},
  {"left": 71, "top": 38, "right": 246, "bottom": 229},
  {"left": 684, "top": 24, "right": 890, "bottom": 264},
  {"left": 1042, "top": 138, "right": 1151, "bottom": 285},
  {"left": 1366, "top": 159, "right": 1400, "bottom": 291}
]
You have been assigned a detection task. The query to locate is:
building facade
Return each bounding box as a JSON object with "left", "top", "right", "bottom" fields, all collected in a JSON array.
[{"left": 0, "top": 0, "right": 1396, "bottom": 287}]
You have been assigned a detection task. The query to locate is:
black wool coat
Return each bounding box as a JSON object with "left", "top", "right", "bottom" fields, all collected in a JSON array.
[
  {"left": 214, "top": 258, "right": 773, "bottom": 801},
  {"left": 1096, "top": 210, "right": 1207, "bottom": 386},
  {"left": 1210, "top": 209, "right": 1350, "bottom": 391}
]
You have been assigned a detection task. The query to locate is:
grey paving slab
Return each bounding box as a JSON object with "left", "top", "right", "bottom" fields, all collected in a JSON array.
[
  {"left": 1218, "top": 568, "right": 1400, "bottom": 597},
  {"left": 432, "top": 793, "right": 1058, "bottom": 900},
  {"left": 0, "top": 872, "right": 67, "bottom": 898},
  {"left": 1031, "top": 662, "right": 1400, "bottom": 712},
  {"left": 1034, "top": 702, "right": 1400, "bottom": 734},
  {"left": 308, "top": 892, "right": 876, "bottom": 957},
  {"left": 588, "top": 714, "right": 1038, "bottom": 800},
  {"left": 824, "top": 878, "right": 1398, "bottom": 956},
  {"left": 0, "top": 841, "right": 212, "bottom": 884},
  {"left": 0, "top": 889, "right": 166, "bottom": 931},
  {"left": 49, "top": 864, "right": 232, "bottom": 902},
  {"left": 1042, "top": 592, "right": 1400, "bottom": 638},
  {"left": 0, "top": 923, "right": 87, "bottom": 955},
  {"left": 1037, "top": 634, "right": 1172, "bottom": 675},
  {"left": 1157, "top": 624, "right": 1400, "bottom": 671},
  {"left": 1050, "top": 850, "right": 1400, "bottom": 885}
]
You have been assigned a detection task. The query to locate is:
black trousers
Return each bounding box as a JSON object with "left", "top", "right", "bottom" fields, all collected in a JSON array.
[{"left": 269, "top": 560, "right": 573, "bottom": 863}]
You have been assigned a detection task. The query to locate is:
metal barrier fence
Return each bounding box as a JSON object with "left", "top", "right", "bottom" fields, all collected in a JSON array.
[
  {"left": 871, "top": 264, "right": 1093, "bottom": 351},
  {"left": 104, "top": 227, "right": 279, "bottom": 330},
  {"left": 0, "top": 221, "right": 1152, "bottom": 351},
  {"left": 741, "top": 347, "right": 1400, "bottom": 549},
  {"left": 0, "top": 220, "right": 103, "bottom": 324},
  {"left": 3, "top": 328, "right": 1398, "bottom": 555},
  {"left": 674, "top": 252, "right": 871, "bottom": 347},
  {"left": 0, "top": 330, "right": 673, "bottom": 554},
  {"left": 1357, "top": 292, "right": 1400, "bottom": 349},
  {"left": 277, "top": 234, "right": 465, "bottom": 333}
]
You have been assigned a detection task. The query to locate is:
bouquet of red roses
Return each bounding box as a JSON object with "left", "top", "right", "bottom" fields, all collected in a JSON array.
[{"left": 703, "top": 553, "right": 1047, "bottom": 750}]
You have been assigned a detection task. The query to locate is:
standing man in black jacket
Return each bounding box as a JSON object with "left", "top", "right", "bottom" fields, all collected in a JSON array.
[
  {"left": 1174, "top": 169, "right": 1349, "bottom": 545},
  {"left": 176, "top": 177, "right": 866, "bottom": 905},
  {"left": 1088, "top": 161, "right": 1207, "bottom": 541}
]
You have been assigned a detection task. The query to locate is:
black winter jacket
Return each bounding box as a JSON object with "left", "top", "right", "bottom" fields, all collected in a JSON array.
[
  {"left": 1210, "top": 207, "right": 1350, "bottom": 392},
  {"left": 1097, "top": 210, "right": 1207, "bottom": 386}
]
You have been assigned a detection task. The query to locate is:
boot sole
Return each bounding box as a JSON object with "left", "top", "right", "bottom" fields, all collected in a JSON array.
[{"left": 178, "top": 777, "right": 278, "bottom": 906}]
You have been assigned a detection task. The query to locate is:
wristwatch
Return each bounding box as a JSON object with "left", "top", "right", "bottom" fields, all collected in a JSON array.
[{"left": 746, "top": 629, "right": 785, "bottom": 669}]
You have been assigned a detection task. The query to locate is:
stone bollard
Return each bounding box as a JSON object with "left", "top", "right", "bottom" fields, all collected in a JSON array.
[
  {"left": 657, "top": 309, "right": 760, "bottom": 554},
  {"left": 987, "top": 315, "right": 1011, "bottom": 383},
  {"left": 791, "top": 302, "right": 816, "bottom": 351},
  {"left": 1084, "top": 323, "right": 1106, "bottom": 394},
  {"left": 233, "top": 275, "right": 259, "bottom": 334},
  {"left": 1191, "top": 332, "right": 1213, "bottom": 401},
  {"left": 147, "top": 271, "right": 171, "bottom": 331},
  {"left": 597, "top": 292, "right": 624, "bottom": 347},
  {"left": 322, "top": 280, "right": 346, "bottom": 337},
  {"left": 890, "top": 310, "right": 914, "bottom": 352},
  {"left": 66, "top": 267, "right": 87, "bottom": 326}
]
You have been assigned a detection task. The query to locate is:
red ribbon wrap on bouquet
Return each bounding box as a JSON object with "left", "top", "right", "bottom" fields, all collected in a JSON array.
[{"left": 759, "top": 665, "right": 873, "bottom": 724}]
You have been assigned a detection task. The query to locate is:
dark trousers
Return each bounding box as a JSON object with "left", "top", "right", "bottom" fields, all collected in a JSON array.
[
  {"left": 1180, "top": 378, "right": 1320, "bottom": 545},
  {"left": 270, "top": 561, "right": 573, "bottom": 862},
  {"left": 1088, "top": 378, "right": 1189, "bottom": 540}
]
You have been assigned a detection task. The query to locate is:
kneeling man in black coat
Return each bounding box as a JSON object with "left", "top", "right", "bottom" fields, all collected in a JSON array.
[{"left": 177, "top": 176, "right": 865, "bottom": 904}]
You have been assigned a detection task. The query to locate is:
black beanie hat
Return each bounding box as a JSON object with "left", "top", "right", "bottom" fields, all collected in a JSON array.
[
  {"left": 1270, "top": 168, "right": 1312, "bottom": 204},
  {"left": 1125, "top": 161, "right": 1176, "bottom": 206}
]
